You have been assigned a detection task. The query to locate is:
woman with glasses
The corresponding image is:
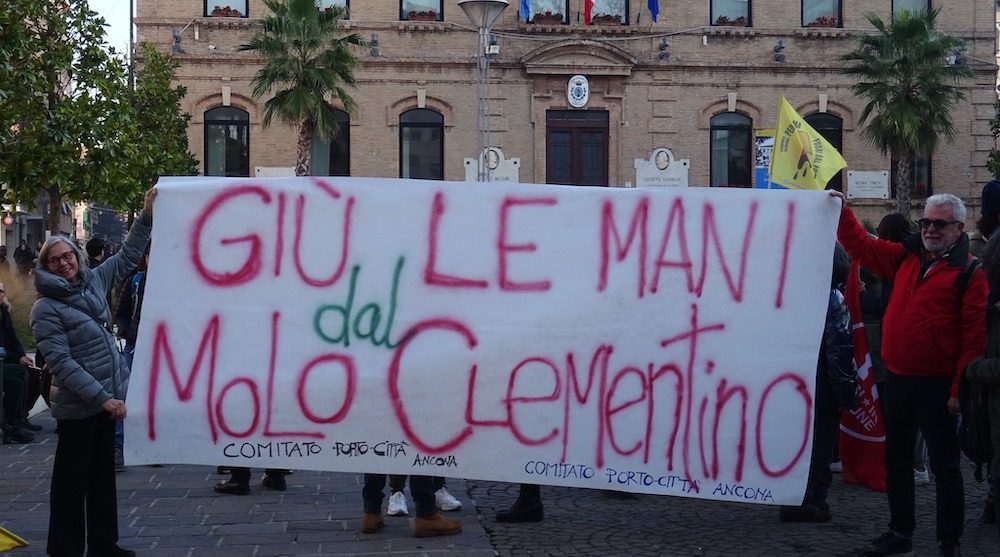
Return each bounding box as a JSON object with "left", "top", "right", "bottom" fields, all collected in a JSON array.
[{"left": 31, "top": 188, "right": 156, "bottom": 557}]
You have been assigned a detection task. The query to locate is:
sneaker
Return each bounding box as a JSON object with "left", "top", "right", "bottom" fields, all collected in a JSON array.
[
  {"left": 361, "top": 513, "right": 384, "bottom": 534},
  {"left": 938, "top": 540, "right": 960, "bottom": 557},
  {"left": 830, "top": 459, "right": 843, "bottom": 473},
  {"left": 914, "top": 467, "right": 930, "bottom": 486},
  {"left": 387, "top": 491, "right": 408, "bottom": 516},
  {"left": 435, "top": 486, "right": 462, "bottom": 511},
  {"left": 414, "top": 512, "right": 462, "bottom": 538},
  {"left": 862, "top": 532, "right": 913, "bottom": 557}
]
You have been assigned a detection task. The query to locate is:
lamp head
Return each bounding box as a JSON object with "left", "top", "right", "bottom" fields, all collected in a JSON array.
[{"left": 459, "top": 0, "right": 509, "bottom": 29}]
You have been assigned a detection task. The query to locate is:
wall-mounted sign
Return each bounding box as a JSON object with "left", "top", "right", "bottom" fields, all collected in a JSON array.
[
  {"left": 634, "top": 147, "right": 690, "bottom": 187},
  {"left": 567, "top": 75, "right": 590, "bottom": 108},
  {"left": 464, "top": 147, "right": 521, "bottom": 183},
  {"left": 846, "top": 171, "right": 890, "bottom": 200}
]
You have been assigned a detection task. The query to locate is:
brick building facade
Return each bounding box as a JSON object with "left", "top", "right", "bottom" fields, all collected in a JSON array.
[{"left": 134, "top": 0, "right": 999, "bottom": 221}]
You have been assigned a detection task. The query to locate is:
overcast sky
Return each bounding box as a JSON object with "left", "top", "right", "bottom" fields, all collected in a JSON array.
[{"left": 90, "top": 0, "right": 132, "bottom": 56}]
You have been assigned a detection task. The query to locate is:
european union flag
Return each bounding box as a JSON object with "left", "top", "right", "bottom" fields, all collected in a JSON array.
[
  {"left": 648, "top": 0, "right": 659, "bottom": 22},
  {"left": 520, "top": 0, "right": 530, "bottom": 21}
]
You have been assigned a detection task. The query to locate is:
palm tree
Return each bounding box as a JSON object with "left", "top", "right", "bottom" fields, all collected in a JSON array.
[
  {"left": 239, "top": 0, "right": 363, "bottom": 176},
  {"left": 840, "top": 9, "right": 972, "bottom": 215}
]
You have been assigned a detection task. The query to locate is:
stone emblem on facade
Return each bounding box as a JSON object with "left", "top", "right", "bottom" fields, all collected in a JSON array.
[
  {"left": 464, "top": 147, "right": 521, "bottom": 183},
  {"left": 567, "top": 75, "right": 590, "bottom": 108},
  {"left": 634, "top": 148, "right": 690, "bottom": 187}
]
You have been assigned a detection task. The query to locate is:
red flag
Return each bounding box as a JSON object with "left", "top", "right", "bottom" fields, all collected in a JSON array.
[
  {"left": 584, "top": 0, "right": 594, "bottom": 24},
  {"left": 839, "top": 262, "right": 886, "bottom": 491}
]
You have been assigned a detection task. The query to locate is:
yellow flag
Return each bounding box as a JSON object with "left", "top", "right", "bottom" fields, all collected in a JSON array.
[
  {"left": 0, "top": 526, "right": 29, "bottom": 551},
  {"left": 769, "top": 97, "right": 847, "bottom": 190}
]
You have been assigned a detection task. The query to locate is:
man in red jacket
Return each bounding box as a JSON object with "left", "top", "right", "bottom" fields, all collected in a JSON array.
[{"left": 834, "top": 192, "right": 986, "bottom": 557}]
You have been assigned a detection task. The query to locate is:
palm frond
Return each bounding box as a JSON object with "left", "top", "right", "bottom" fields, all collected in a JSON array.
[{"left": 240, "top": 0, "right": 364, "bottom": 155}]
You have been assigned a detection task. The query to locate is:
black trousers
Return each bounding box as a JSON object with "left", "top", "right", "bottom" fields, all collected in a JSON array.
[
  {"left": 364, "top": 475, "right": 437, "bottom": 516},
  {"left": 882, "top": 372, "right": 964, "bottom": 543},
  {"left": 228, "top": 467, "right": 288, "bottom": 484},
  {"left": 48, "top": 412, "right": 119, "bottom": 557},
  {"left": 803, "top": 372, "right": 840, "bottom": 506},
  {"left": 388, "top": 474, "right": 444, "bottom": 493},
  {"left": 1, "top": 363, "right": 26, "bottom": 425}
]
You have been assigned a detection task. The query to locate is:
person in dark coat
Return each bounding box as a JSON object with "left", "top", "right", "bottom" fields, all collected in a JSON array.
[
  {"left": 963, "top": 231, "right": 1000, "bottom": 534},
  {"left": 971, "top": 179, "right": 1000, "bottom": 257},
  {"left": 779, "top": 244, "right": 857, "bottom": 522},
  {"left": 0, "top": 281, "right": 36, "bottom": 444},
  {"left": 13, "top": 240, "right": 32, "bottom": 275},
  {"left": 86, "top": 237, "right": 108, "bottom": 269}
]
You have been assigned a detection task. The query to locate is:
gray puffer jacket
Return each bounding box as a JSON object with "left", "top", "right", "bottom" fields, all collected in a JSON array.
[{"left": 30, "top": 212, "right": 151, "bottom": 420}]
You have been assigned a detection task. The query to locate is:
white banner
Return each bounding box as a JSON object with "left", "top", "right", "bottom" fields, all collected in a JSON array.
[{"left": 126, "top": 177, "right": 840, "bottom": 505}]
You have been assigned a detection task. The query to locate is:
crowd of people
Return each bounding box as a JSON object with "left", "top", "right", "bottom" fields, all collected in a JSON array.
[{"left": 4, "top": 183, "right": 1000, "bottom": 557}]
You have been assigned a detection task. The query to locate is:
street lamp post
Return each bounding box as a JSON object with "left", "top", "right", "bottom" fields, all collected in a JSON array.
[{"left": 459, "top": 0, "right": 509, "bottom": 182}]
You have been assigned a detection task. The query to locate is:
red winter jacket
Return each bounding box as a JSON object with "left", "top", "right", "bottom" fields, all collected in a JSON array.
[{"left": 837, "top": 207, "right": 987, "bottom": 397}]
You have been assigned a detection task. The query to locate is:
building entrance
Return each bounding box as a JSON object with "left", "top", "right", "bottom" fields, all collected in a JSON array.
[{"left": 545, "top": 110, "right": 609, "bottom": 186}]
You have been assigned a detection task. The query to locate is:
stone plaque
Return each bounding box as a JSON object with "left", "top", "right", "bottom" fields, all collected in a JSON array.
[
  {"left": 634, "top": 148, "right": 690, "bottom": 187},
  {"left": 255, "top": 166, "right": 296, "bottom": 177},
  {"left": 847, "top": 170, "right": 890, "bottom": 200},
  {"left": 464, "top": 147, "right": 521, "bottom": 183}
]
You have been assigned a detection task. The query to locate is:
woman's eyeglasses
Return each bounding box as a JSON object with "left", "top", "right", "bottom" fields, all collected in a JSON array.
[{"left": 47, "top": 252, "right": 75, "bottom": 267}]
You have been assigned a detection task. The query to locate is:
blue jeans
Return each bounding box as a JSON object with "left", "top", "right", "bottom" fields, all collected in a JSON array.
[
  {"left": 364, "top": 475, "right": 436, "bottom": 516},
  {"left": 882, "top": 372, "right": 963, "bottom": 543}
]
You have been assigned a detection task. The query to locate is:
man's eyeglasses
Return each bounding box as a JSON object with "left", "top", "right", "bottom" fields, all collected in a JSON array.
[
  {"left": 918, "top": 218, "right": 959, "bottom": 230},
  {"left": 47, "top": 252, "right": 75, "bottom": 267}
]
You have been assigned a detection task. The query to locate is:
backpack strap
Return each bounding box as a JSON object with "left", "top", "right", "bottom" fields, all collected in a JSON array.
[
  {"left": 42, "top": 296, "right": 114, "bottom": 335},
  {"left": 954, "top": 257, "right": 982, "bottom": 301}
]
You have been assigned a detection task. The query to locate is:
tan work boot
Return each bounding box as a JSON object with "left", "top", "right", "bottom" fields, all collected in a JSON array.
[
  {"left": 414, "top": 512, "right": 462, "bottom": 538},
  {"left": 361, "top": 513, "right": 384, "bottom": 533}
]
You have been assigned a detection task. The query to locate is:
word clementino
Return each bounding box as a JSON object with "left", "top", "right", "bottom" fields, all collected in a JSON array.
[{"left": 145, "top": 303, "right": 813, "bottom": 485}]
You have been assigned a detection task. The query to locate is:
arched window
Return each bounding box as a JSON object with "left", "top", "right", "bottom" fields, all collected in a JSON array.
[
  {"left": 709, "top": 112, "right": 752, "bottom": 187},
  {"left": 310, "top": 108, "right": 350, "bottom": 176},
  {"left": 804, "top": 112, "right": 843, "bottom": 191},
  {"left": 204, "top": 107, "right": 249, "bottom": 177},
  {"left": 399, "top": 109, "right": 444, "bottom": 180}
]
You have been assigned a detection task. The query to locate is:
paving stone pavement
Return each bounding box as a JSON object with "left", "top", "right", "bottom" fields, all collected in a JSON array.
[{"left": 2, "top": 409, "right": 998, "bottom": 556}]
